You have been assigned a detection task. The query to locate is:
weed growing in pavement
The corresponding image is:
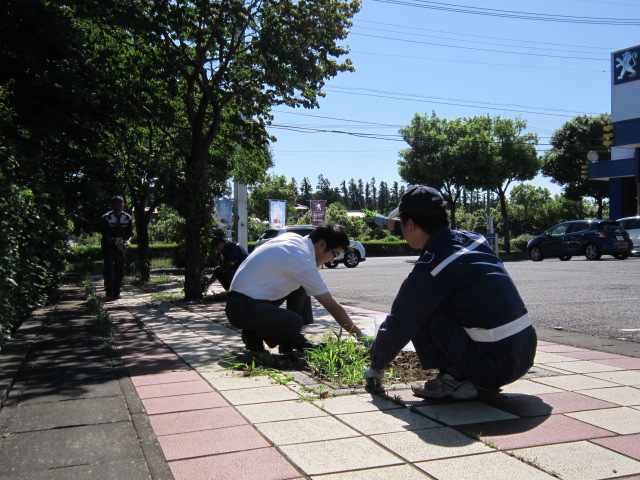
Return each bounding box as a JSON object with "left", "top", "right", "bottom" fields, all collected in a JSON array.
[
  {"left": 151, "top": 258, "right": 175, "bottom": 269},
  {"left": 150, "top": 274, "right": 172, "bottom": 284},
  {"left": 147, "top": 292, "right": 184, "bottom": 305},
  {"left": 305, "top": 329, "right": 371, "bottom": 386},
  {"left": 83, "top": 279, "right": 116, "bottom": 349}
]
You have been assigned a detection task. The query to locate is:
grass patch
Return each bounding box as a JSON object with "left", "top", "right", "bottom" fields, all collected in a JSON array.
[
  {"left": 83, "top": 279, "right": 116, "bottom": 350},
  {"left": 150, "top": 274, "right": 173, "bottom": 283},
  {"left": 147, "top": 292, "right": 184, "bottom": 305},
  {"left": 305, "top": 330, "right": 372, "bottom": 386},
  {"left": 151, "top": 258, "right": 175, "bottom": 269}
]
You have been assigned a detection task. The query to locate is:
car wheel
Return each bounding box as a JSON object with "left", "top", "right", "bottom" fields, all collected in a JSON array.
[
  {"left": 528, "top": 246, "right": 543, "bottom": 262},
  {"left": 584, "top": 243, "right": 602, "bottom": 260},
  {"left": 343, "top": 251, "right": 360, "bottom": 268},
  {"left": 613, "top": 252, "right": 629, "bottom": 260},
  {"left": 559, "top": 255, "right": 572, "bottom": 261},
  {"left": 324, "top": 260, "right": 339, "bottom": 269}
]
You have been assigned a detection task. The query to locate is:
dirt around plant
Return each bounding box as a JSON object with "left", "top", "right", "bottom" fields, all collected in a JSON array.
[{"left": 387, "top": 350, "right": 437, "bottom": 384}]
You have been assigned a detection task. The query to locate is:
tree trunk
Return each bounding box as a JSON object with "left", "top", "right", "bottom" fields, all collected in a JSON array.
[{"left": 182, "top": 147, "right": 210, "bottom": 300}]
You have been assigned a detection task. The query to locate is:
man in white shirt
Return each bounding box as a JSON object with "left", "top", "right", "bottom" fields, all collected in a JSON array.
[{"left": 226, "top": 221, "right": 363, "bottom": 353}]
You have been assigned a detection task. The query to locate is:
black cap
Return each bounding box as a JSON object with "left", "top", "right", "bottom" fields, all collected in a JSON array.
[
  {"left": 111, "top": 195, "right": 124, "bottom": 203},
  {"left": 388, "top": 185, "right": 445, "bottom": 217}
]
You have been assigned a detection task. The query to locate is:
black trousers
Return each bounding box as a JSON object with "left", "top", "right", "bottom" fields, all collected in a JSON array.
[
  {"left": 213, "top": 266, "right": 236, "bottom": 291},
  {"left": 225, "top": 287, "right": 313, "bottom": 348},
  {"left": 101, "top": 243, "right": 125, "bottom": 296},
  {"left": 412, "top": 310, "right": 537, "bottom": 389}
]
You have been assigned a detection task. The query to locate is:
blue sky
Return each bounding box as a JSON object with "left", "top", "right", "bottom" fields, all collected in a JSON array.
[{"left": 264, "top": 0, "right": 640, "bottom": 197}]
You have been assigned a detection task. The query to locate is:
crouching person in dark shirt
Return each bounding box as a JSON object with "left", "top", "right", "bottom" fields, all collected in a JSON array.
[
  {"left": 364, "top": 185, "right": 537, "bottom": 400},
  {"left": 208, "top": 237, "right": 248, "bottom": 291}
]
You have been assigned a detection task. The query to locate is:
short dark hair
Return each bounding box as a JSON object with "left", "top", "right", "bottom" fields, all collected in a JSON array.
[
  {"left": 399, "top": 210, "right": 449, "bottom": 235},
  {"left": 308, "top": 221, "right": 349, "bottom": 250},
  {"left": 210, "top": 237, "right": 226, "bottom": 248}
]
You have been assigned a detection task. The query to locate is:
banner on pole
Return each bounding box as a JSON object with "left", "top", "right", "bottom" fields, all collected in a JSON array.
[
  {"left": 269, "top": 200, "right": 286, "bottom": 229},
  {"left": 310, "top": 200, "right": 326, "bottom": 226},
  {"left": 215, "top": 198, "right": 233, "bottom": 232}
]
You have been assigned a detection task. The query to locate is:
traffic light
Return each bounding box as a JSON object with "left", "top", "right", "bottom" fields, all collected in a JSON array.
[
  {"left": 580, "top": 164, "right": 589, "bottom": 179},
  {"left": 603, "top": 124, "right": 614, "bottom": 147}
]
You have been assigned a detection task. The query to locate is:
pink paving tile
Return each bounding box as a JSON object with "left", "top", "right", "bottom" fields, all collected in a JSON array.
[
  {"left": 158, "top": 424, "right": 269, "bottom": 460},
  {"left": 455, "top": 413, "right": 616, "bottom": 450},
  {"left": 592, "top": 433, "right": 640, "bottom": 461},
  {"left": 136, "top": 380, "right": 213, "bottom": 399},
  {"left": 169, "top": 448, "right": 301, "bottom": 480},
  {"left": 536, "top": 344, "right": 588, "bottom": 353},
  {"left": 482, "top": 391, "right": 618, "bottom": 417},
  {"left": 131, "top": 370, "right": 202, "bottom": 387},
  {"left": 149, "top": 407, "right": 247, "bottom": 435},
  {"left": 142, "top": 391, "right": 228, "bottom": 414},
  {"left": 594, "top": 357, "right": 640, "bottom": 370},
  {"left": 126, "top": 361, "right": 191, "bottom": 376},
  {"left": 560, "top": 351, "right": 628, "bottom": 361}
]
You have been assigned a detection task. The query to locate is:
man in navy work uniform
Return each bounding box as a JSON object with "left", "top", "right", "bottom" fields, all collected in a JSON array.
[
  {"left": 208, "top": 237, "right": 248, "bottom": 291},
  {"left": 100, "top": 195, "right": 133, "bottom": 300},
  {"left": 364, "top": 185, "right": 536, "bottom": 400},
  {"left": 226, "top": 221, "right": 363, "bottom": 353}
]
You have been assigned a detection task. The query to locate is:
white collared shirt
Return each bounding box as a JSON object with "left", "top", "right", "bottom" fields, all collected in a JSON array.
[{"left": 229, "top": 233, "right": 329, "bottom": 300}]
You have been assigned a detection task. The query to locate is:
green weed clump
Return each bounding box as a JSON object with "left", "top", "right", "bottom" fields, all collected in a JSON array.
[{"left": 305, "top": 330, "right": 371, "bottom": 386}]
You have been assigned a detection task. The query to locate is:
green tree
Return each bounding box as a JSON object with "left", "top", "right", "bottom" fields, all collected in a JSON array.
[
  {"left": 398, "top": 113, "right": 482, "bottom": 228},
  {"left": 297, "top": 177, "right": 313, "bottom": 206},
  {"left": 248, "top": 175, "right": 298, "bottom": 222},
  {"left": 378, "top": 181, "right": 391, "bottom": 213},
  {"left": 473, "top": 116, "right": 540, "bottom": 253},
  {"left": 89, "top": 0, "right": 360, "bottom": 299},
  {"left": 542, "top": 114, "right": 611, "bottom": 218}
]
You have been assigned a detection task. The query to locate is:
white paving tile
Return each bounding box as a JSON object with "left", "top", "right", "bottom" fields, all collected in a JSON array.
[
  {"left": 567, "top": 406, "right": 640, "bottom": 434},
  {"left": 414, "top": 401, "right": 518, "bottom": 426},
  {"left": 509, "top": 441, "right": 640, "bottom": 480}
]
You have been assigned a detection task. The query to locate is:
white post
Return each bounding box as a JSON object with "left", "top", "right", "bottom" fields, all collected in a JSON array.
[{"left": 234, "top": 180, "right": 248, "bottom": 251}]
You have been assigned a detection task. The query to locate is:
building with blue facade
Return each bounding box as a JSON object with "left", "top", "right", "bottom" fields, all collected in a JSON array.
[{"left": 588, "top": 45, "right": 640, "bottom": 219}]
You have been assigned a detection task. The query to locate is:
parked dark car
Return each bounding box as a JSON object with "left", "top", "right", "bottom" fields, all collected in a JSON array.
[{"left": 527, "top": 220, "right": 632, "bottom": 261}]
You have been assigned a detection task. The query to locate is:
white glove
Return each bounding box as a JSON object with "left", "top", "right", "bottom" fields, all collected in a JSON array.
[
  {"left": 123, "top": 240, "right": 130, "bottom": 250},
  {"left": 364, "top": 214, "right": 388, "bottom": 230},
  {"left": 364, "top": 366, "right": 384, "bottom": 393}
]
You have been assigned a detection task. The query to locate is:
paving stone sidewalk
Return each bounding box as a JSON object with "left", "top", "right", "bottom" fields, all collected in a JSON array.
[
  {"left": 2, "top": 281, "right": 640, "bottom": 480},
  {"left": 0, "top": 285, "right": 172, "bottom": 479}
]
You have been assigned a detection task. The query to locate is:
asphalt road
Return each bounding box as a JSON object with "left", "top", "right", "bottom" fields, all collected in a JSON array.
[{"left": 320, "top": 255, "right": 640, "bottom": 347}]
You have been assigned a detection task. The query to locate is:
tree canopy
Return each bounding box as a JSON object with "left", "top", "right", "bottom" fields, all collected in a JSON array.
[{"left": 542, "top": 114, "right": 611, "bottom": 217}]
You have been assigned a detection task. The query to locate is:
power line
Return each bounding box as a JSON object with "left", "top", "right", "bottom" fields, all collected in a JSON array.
[
  {"left": 371, "top": 0, "right": 640, "bottom": 25},
  {"left": 351, "top": 32, "right": 606, "bottom": 61},
  {"left": 354, "top": 24, "right": 610, "bottom": 56},
  {"left": 352, "top": 50, "right": 607, "bottom": 73},
  {"left": 323, "top": 85, "right": 600, "bottom": 117},
  {"left": 356, "top": 19, "right": 615, "bottom": 51}
]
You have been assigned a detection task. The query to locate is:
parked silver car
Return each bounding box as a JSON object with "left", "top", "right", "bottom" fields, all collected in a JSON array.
[
  {"left": 617, "top": 216, "right": 640, "bottom": 256},
  {"left": 255, "top": 225, "right": 366, "bottom": 268}
]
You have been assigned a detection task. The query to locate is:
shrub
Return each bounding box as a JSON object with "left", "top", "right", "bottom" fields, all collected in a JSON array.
[
  {"left": 511, "top": 234, "right": 534, "bottom": 253},
  {"left": 0, "top": 161, "right": 67, "bottom": 347}
]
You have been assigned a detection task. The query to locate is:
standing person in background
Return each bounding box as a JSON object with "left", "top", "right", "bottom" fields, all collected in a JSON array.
[
  {"left": 363, "top": 185, "right": 537, "bottom": 399},
  {"left": 100, "top": 195, "right": 133, "bottom": 300},
  {"left": 208, "top": 237, "right": 248, "bottom": 291}
]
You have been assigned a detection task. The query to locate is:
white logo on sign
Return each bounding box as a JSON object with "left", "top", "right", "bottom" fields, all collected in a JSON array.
[{"left": 616, "top": 51, "right": 638, "bottom": 80}]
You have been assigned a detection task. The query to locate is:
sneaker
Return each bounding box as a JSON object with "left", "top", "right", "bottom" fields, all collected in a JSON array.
[
  {"left": 411, "top": 373, "right": 478, "bottom": 400},
  {"left": 241, "top": 330, "right": 266, "bottom": 353}
]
